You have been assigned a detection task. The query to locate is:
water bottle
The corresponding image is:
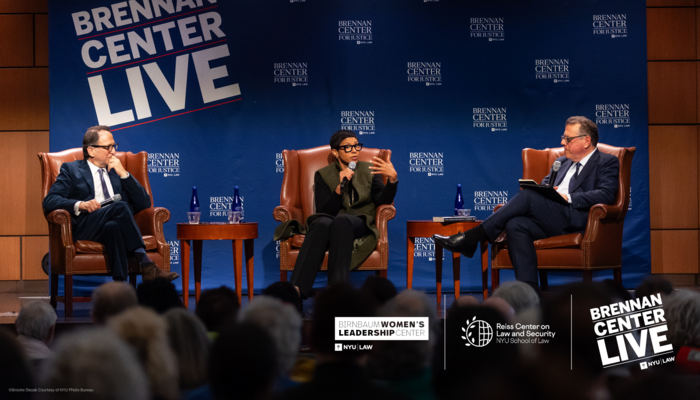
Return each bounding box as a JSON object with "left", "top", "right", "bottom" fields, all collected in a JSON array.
[
  {"left": 190, "top": 186, "right": 200, "bottom": 213},
  {"left": 231, "top": 186, "right": 242, "bottom": 223},
  {"left": 454, "top": 184, "right": 464, "bottom": 216}
]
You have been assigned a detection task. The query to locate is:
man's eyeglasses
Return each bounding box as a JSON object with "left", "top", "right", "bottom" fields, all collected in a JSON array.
[
  {"left": 91, "top": 143, "right": 119, "bottom": 152},
  {"left": 560, "top": 135, "right": 587, "bottom": 144},
  {"left": 337, "top": 143, "right": 363, "bottom": 153}
]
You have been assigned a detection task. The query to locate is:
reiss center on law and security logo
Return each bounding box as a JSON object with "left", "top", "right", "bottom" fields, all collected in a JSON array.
[{"left": 462, "top": 316, "right": 494, "bottom": 347}]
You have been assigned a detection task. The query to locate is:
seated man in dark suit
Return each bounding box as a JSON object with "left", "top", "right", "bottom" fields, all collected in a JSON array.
[
  {"left": 434, "top": 116, "right": 619, "bottom": 291},
  {"left": 42, "top": 125, "right": 178, "bottom": 282}
]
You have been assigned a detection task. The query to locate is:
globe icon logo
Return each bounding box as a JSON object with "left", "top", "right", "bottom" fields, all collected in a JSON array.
[{"left": 461, "top": 316, "right": 493, "bottom": 347}]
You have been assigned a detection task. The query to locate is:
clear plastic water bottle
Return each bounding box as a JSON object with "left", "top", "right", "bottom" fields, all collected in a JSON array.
[
  {"left": 190, "top": 186, "right": 200, "bottom": 213},
  {"left": 231, "top": 186, "right": 242, "bottom": 223},
  {"left": 454, "top": 184, "right": 464, "bottom": 216}
]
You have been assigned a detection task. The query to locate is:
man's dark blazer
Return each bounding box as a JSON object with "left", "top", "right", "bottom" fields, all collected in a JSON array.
[
  {"left": 42, "top": 159, "right": 151, "bottom": 227},
  {"left": 540, "top": 149, "right": 620, "bottom": 231}
]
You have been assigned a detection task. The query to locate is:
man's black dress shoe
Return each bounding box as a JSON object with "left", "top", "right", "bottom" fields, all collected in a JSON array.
[{"left": 432, "top": 232, "right": 478, "bottom": 258}]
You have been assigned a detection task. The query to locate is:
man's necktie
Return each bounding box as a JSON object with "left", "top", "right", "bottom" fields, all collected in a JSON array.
[
  {"left": 98, "top": 169, "right": 111, "bottom": 200},
  {"left": 570, "top": 162, "right": 581, "bottom": 187}
]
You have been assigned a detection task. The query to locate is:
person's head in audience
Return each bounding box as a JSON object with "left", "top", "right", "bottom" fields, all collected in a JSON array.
[
  {"left": 360, "top": 275, "right": 398, "bottom": 307},
  {"left": 108, "top": 306, "right": 179, "bottom": 400},
  {"left": 433, "top": 305, "right": 517, "bottom": 400},
  {"left": 601, "top": 278, "right": 633, "bottom": 303},
  {"left": 137, "top": 277, "right": 184, "bottom": 314},
  {"left": 312, "top": 283, "right": 376, "bottom": 363},
  {"left": 492, "top": 280, "right": 540, "bottom": 314},
  {"left": 40, "top": 328, "right": 148, "bottom": 400},
  {"left": 483, "top": 296, "right": 516, "bottom": 322},
  {"left": 92, "top": 281, "right": 138, "bottom": 324},
  {"left": 16, "top": 300, "right": 57, "bottom": 349},
  {"left": 663, "top": 289, "right": 700, "bottom": 350},
  {"left": 263, "top": 281, "right": 301, "bottom": 313},
  {"left": 196, "top": 286, "right": 240, "bottom": 337},
  {"left": 540, "top": 283, "right": 611, "bottom": 379},
  {"left": 209, "top": 323, "right": 278, "bottom": 400},
  {"left": 238, "top": 296, "right": 302, "bottom": 378},
  {"left": 0, "top": 329, "right": 34, "bottom": 396},
  {"left": 164, "top": 308, "right": 210, "bottom": 391},
  {"left": 368, "top": 290, "right": 438, "bottom": 380},
  {"left": 635, "top": 276, "right": 674, "bottom": 300}
]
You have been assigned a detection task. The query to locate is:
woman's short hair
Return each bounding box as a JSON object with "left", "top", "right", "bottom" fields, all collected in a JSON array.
[
  {"left": 16, "top": 301, "right": 56, "bottom": 341},
  {"left": 330, "top": 130, "right": 357, "bottom": 149}
]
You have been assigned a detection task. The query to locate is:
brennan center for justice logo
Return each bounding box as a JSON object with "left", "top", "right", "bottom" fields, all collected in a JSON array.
[
  {"left": 167, "top": 240, "right": 179, "bottom": 266},
  {"left": 338, "top": 20, "right": 372, "bottom": 44},
  {"left": 209, "top": 196, "right": 244, "bottom": 218},
  {"left": 275, "top": 153, "right": 284, "bottom": 173},
  {"left": 409, "top": 152, "right": 444, "bottom": 176},
  {"left": 148, "top": 153, "right": 180, "bottom": 177},
  {"left": 274, "top": 63, "right": 307, "bottom": 86},
  {"left": 341, "top": 111, "right": 375, "bottom": 135},
  {"left": 407, "top": 62, "right": 442, "bottom": 86},
  {"left": 595, "top": 104, "right": 630, "bottom": 128},
  {"left": 535, "top": 59, "right": 569, "bottom": 83},
  {"left": 473, "top": 108, "right": 507, "bottom": 131},
  {"left": 474, "top": 190, "right": 508, "bottom": 211},
  {"left": 414, "top": 237, "right": 444, "bottom": 262},
  {"left": 470, "top": 17, "right": 504, "bottom": 41},
  {"left": 593, "top": 14, "right": 627, "bottom": 38}
]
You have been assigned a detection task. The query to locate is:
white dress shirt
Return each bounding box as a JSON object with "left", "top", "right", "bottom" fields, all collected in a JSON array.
[
  {"left": 556, "top": 148, "right": 597, "bottom": 203},
  {"left": 73, "top": 161, "right": 128, "bottom": 215}
]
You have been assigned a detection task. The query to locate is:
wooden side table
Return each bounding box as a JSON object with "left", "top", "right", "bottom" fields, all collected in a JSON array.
[
  {"left": 406, "top": 220, "right": 489, "bottom": 303},
  {"left": 176, "top": 222, "right": 258, "bottom": 308}
]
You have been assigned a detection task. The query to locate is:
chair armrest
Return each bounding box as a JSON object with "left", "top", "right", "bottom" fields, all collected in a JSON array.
[
  {"left": 582, "top": 203, "right": 622, "bottom": 241},
  {"left": 273, "top": 205, "right": 303, "bottom": 223},
  {"left": 493, "top": 204, "right": 505, "bottom": 213},
  {"left": 375, "top": 205, "right": 396, "bottom": 244},
  {"left": 46, "top": 209, "right": 74, "bottom": 246},
  {"left": 134, "top": 207, "right": 170, "bottom": 243}
]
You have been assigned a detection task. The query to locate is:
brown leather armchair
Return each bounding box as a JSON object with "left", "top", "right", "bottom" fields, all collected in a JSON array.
[
  {"left": 273, "top": 145, "right": 396, "bottom": 281},
  {"left": 38, "top": 148, "right": 172, "bottom": 316},
  {"left": 491, "top": 143, "right": 635, "bottom": 290}
]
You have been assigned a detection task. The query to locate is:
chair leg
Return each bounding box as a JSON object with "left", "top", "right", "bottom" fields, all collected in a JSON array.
[
  {"left": 65, "top": 275, "right": 74, "bottom": 317},
  {"left": 583, "top": 270, "right": 593, "bottom": 283},
  {"left": 50, "top": 273, "right": 58, "bottom": 309},
  {"left": 613, "top": 268, "right": 622, "bottom": 284},
  {"left": 129, "top": 274, "right": 137, "bottom": 287},
  {"left": 280, "top": 270, "right": 287, "bottom": 282},
  {"left": 539, "top": 271, "right": 549, "bottom": 291},
  {"left": 491, "top": 269, "right": 500, "bottom": 292},
  {"left": 379, "top": 270, "right": 388, "bottom": 279}
]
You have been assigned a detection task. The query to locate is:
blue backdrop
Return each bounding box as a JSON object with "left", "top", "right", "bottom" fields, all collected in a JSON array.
[{"left": 49, "top": 0, "right": 648, "bottom": 296}]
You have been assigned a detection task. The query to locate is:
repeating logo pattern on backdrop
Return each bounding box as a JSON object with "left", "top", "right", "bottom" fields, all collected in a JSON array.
[
  {"left": 593, "top": 14, "right": 627, "bottom": 38},
  {"left": 473, "top": 190, "right": 508, "bottom": 211},
  {"left": 168, "top": 240, "right": 180, "bottom": 266},
  {"left": 148, "top": 153, "right": 180, "bottom": 177},
  {"left": 341, "top": 111, "right": 375, "bottom": 135},
  {"left": 470, "top": 18, "right": 504, "bottom": 41},
  {"left": 407, "top": 62, "right": 442, "bottom": 86},
  {"left": 209, "top": 195, "right": 244, "bottom": 218},
  {"left": 535, "top": 59, "right": 569, "bottom": 83},
  {"left": 275, "top": 153, "right": 284, "bottom": 173},
  {"left": 338, "top": 20, "right": 372, "bottom": 44},
  {"left": 274, "top": 63, "right": 308, "bottom": 86},
  {"left": 595, "top": 104, "right": 630, "bottom": 128},
  {"left": 414, "top": 237, "right": 444, "bottom": 262},
  {"left": 409, "top": 152, "right": 444, "bottom": 177},
  {"left": 473, "top": 108, "right": 507, "bottom": 132}
]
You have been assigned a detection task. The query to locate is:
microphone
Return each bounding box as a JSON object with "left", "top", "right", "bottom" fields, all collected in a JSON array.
[
  {"left": 340, "top": 161, "right": 357, "bottom": 189},
  {"left": 100, "top": 194, "right": 122, "bottom": 207},
  {"left": 548, "top": 161, "right": 561, "bottom": 188}
]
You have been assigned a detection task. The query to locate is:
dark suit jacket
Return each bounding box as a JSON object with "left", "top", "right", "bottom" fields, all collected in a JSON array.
[
  {"left": 42, "top": 160, "right": 151, "bottom": 226},
  {"left": 540, "top": 149, "right": 620, "bottom": 231}
]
